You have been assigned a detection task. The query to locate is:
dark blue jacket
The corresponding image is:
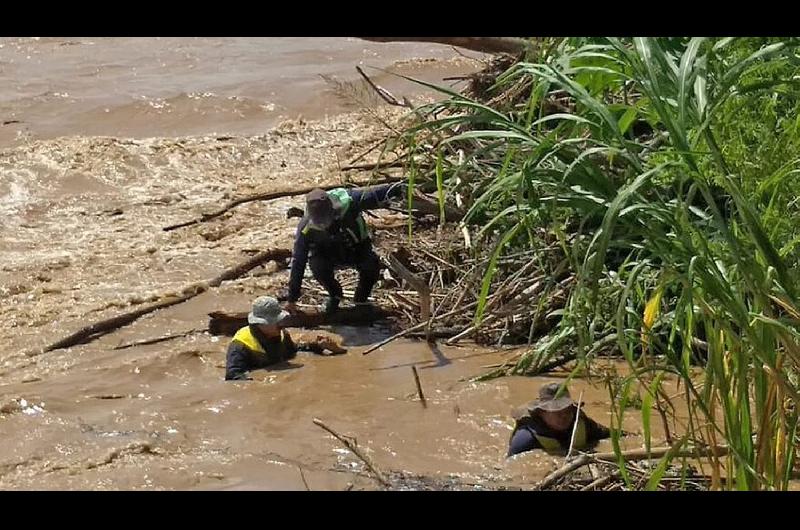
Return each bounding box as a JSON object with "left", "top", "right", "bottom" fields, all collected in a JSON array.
[
  {"left": 287, "top": 184, "right": 403, "bottom": 302},
  {"left": 225, "top": 325, "right": 298, "bottom": 380}
]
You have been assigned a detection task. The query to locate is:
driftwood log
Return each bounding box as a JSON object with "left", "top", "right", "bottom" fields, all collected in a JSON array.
[
  {"left": 208, "top": 305, "right": 396, "bottom": 336},
  {"left": 359, "top": 37, "right": 532, "bottom": 55},
  {"left": 42, "top": 248, "right": 292, "bottom": 353},
  {"left": 385, "top": 250, "right": 431, "bottom": 323}
]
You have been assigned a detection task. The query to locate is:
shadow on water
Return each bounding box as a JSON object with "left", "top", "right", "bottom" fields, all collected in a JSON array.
[
  {"left": 328, "top": 324, "right": 394, "bottom": 347},
  {"left": 369, "top": 340, "right": 454, "bottom": 372},
  {"left": 423, "top": 341, "right": 451, "bottom": 369}
]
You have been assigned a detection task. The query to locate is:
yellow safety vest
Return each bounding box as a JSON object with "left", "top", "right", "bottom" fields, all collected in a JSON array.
[
  {"left": 232, "top": 326, "right": 285, "bottom": 355},
  {"left": 533, "top": 418, "right": 588, "bottom": 452}
]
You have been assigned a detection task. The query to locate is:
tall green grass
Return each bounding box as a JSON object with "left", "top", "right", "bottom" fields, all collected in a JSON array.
[{"left": 396, "top": 37, "right": 800, "bottom": 489}]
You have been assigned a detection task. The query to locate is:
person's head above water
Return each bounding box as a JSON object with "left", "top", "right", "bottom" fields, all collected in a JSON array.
[
  {"left": 514, "top": 382, "right": 578, "bottom": 432},
  {"left": 248, "top": 296, "right": 288, "bottom": 336}
]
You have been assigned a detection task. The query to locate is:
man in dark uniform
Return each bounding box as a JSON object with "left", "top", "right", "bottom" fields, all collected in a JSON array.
[
  {"left": 507, "top": 383, "right": 611, "bottom": 456},
  {"left": 284, "top": 182, "right": 405, "bottom": 314}
]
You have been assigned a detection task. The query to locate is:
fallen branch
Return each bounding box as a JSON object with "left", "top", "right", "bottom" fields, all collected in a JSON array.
[
  {"left": 411, "top": 365, "right": 427, "bottom": 408},
  {"left": 348, "top": 137, "right": 389, "bottom": 166},
  {"left": 297, "top": 465, "right": 311, "bottom": 491},
  {"left": 362, "top": 300, "right": 479, "bottom": 355},
  {"left": 386, "top": 251, "right": 431, "bottom": 324},
  {"left": 42, "top": 248, "right": 292, "bottom": 352},
  {"left": 443, "top": 321, "right": 486, "bottom": 346},
  {"left": 113, "top": 328, "right": 202, "bottom": 350},
  {"left": 163, "top": 176, "right": 403, "bottom": 231},
  {"left": 534, "top": 444, "right": 730, "bottom": 490},
  {"left": 356, "top": 66, "right": 410, "bottom": 108},
  {"left": 405, "top": 327, "right": 463, "bottom": 339},
  {"left": 207, "top": 248, "right": 293, "bottom": 287},
  {"left": 312, "top": 418, "right": 391, "bottom": 488},
  {"left": 580, "top": 471, "right": 618, "bottom": 491},
  {"left": 208, "top": 305, "right": 396, "bottom": 336},
  {"left": 444, "top": 278, "right": 552, "bottom": 345}
]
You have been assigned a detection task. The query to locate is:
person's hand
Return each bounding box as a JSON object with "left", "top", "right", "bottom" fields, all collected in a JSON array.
[
  {"left": 284, "top": 302, "right": 300, "bottom": 315},
  {"left": 313, "top": 334, "right": 347, "bottom": 355},
  {"left": 321, "top": 338, "right": 348, "bottom": 355}
]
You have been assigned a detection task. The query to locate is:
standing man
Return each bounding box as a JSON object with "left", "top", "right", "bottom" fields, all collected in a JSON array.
[{"left": 285, "top": 182, "right": 405, "bottom": 313}]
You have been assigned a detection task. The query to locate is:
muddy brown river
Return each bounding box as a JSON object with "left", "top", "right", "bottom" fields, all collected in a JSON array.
[
  {"left": 1, "top": 37, "right": 664, "bottom": 490},
  {"left": 0, "top": 37, "right": 481, "bottom": 148}
]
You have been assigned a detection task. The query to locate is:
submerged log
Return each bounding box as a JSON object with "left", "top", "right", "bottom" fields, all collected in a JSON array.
[{"left": 208, "top": 305, "right": 396, "bottom": 336}]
